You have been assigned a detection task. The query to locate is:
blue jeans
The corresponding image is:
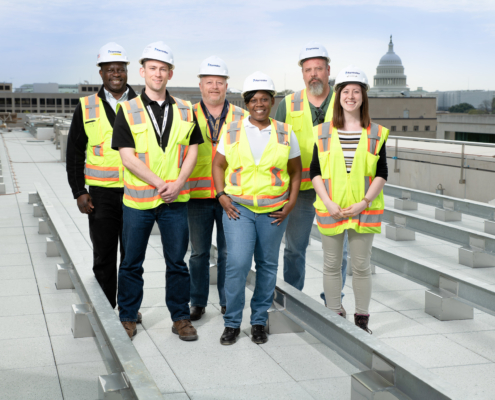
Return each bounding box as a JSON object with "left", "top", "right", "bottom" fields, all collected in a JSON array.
[
  {"left": 223, "top": 204, "right": 289, "bottom": 328},
  {"left": 118, "top": 203, "right": 190, "bottom": 322},
  {"left": 283, "top": 189, "right": 316, "bottom": 290},
  {"left": 187, "top": 199, "right": 227, "bottom": 307}
]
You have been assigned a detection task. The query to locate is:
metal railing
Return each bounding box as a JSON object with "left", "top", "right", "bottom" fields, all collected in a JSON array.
[
  {"left": 32, "top": 183, "right": 164, "bottom": 400},
  {"left": 388, "top": 136, "right": 495, "bottom": 182}
]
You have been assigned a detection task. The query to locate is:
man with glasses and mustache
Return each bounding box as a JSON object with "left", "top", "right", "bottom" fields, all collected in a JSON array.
[
  {"left": 187, "top": 56, "right": 248, "bottom": 321},
  {"left": 275, "top": 42, "right": 348, "bottom": 315}
]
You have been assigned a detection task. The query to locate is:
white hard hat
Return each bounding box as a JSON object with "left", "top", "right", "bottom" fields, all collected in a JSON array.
[
  {"left": 298, "top": 41, "right": 330, "bottom": 67},
  {"left": 198, "top": 56, "right": 229, "bottom": 78},
  {"left": 139, "top": 41, "right": 175, "bottom": 69},
  {"left": 96, "top": 42, "right": 130, "bottom": 66},
  {"left": 334, "top": 65, "right": 369, "bottom": 91},
  {"left": 241, "top": 71, "right": 276, "bottom": 96}
]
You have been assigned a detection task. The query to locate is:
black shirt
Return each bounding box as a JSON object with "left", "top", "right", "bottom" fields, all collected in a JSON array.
[
  {"left": 66, "top": 84, "right": 138, "bottom": 199},
  {"left": 111, "top": 89, "right": 203, "bottom": 151},
  {"left": 309, "top": 142, "right": 388, "bottom": 180}
]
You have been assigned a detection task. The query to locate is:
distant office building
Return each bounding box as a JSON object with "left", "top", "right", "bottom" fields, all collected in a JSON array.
[
  {"left": 369, "top": 36, "right": 409, "bottom": 97},
  {"left": 369, "top": 97, "right": 437, "bottom": 138},
  {"left": 432, "top": 90, "right": 495, "bottom": 111}
]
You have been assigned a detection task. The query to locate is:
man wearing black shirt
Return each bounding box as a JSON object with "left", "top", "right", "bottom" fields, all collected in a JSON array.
[
  {"left": 66, "top": 42, "right": 137, "bottom": 313},
  {"left": 112, "top": 42, "right": 203, "bottom": 341}
]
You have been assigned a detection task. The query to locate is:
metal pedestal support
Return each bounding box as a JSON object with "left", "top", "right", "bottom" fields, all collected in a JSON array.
[
  {"left": 33, "top": 203, "right": 43, "bottom": 217},
  {"left": 46, "top": 236, "right": 60, "bottom": 257},
  {"left": 435, "top": 200, "right": 462, "bottom": 222},
  {"left": 98, "top": 372, "right": 129, "bottom": 400},
  {"left": 485, "top": 220, "right": 495, "bottom": 235},
  {"left": 393, "top": 190, "right": 418, "bottom": 211},
  {"left": 458, "top": 236, "right": 495, "bottom": 268},
  {"left": 385, "top": 216, "right": 415, "bottom": 241},
  {"left": 72, "top": 304, "right": 96, "bottom": 338},
  {"left": 351, "top": 354, "right": 400, "bottom": 399},
  {"left": 56, "top": 263, "right": 75, "bottom": 289},
  {"left": 425, "top": 276, "right": 473, "bottom": 321},
  {"left": 267, "top": 291, "right": 304, "bottom": 334},
  {"left": 0, "top": 182, "right": 5, "bottom": 195},
  {"left": 28, "top": 192, "right": 40, "bottom": 204},
  {"left": 38, "top": 218, "right": 50, "bottom": 234}
]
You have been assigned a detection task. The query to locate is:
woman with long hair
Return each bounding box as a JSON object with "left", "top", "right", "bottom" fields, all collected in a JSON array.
[{"left": 310, "top": 65, "right": 389, "bottom": 333}]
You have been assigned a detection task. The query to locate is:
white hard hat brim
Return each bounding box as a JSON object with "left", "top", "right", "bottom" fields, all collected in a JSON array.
[
  {"left": 139, "top": 58, "right": 175, "bottom": 70},
  {"left": 97, "top": 60, "right": 130, "bottom": 67},
  {"left": 298, "top": 56, "right": 331, "bottom": 67},
  {"left": 241, "top": 89, "right": 277, "bottom": 97},
  {"left": 197, "top": 74, "right": 230, "bottom": 79},
  {"left": 334, "top": 82, "right": 370, "bottom": 92}
]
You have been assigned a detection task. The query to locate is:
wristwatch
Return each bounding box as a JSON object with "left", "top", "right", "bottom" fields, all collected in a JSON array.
[
  {"left": 215, "top": 191, "right": 226, "bottom": 200},
  {"left": 362, "top": 197, "right": 371, "bottom": 208}
]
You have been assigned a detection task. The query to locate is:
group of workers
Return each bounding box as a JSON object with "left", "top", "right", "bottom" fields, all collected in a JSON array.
[{"left": 66, "top": 40, "right": 388, "bottom": 345}]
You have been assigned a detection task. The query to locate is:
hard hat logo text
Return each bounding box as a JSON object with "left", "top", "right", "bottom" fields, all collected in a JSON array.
[
  {"left": 108, "top": 51, "right": 122, "bottom": 56},
  {"left": 155, "top": 48, "right": 168, "bottom": 54},
  {"left": 253, "top": 79, "right": 267, "bottom": 82},
  {"left": 306, "top": 47, "right": 319, "bottom": 50},
  {"left": 208, "top": 63, "right": 221, "bottom": 67}
]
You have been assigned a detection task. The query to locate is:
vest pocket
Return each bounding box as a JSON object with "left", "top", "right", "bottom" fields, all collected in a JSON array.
[
  {"left": 365, "top": 152, "right": 379, "bottom": 178},
  {"left": 226, "top": 142, "right": 241, "bottom": 170},
  {"left": 130, "top": 124, "right": 148, "bottom": 153},
  {"left": 290, "top": 111, "right": 303, "bottom": 131}
]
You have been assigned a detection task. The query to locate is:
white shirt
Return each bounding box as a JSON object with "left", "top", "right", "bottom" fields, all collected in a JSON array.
[
  {"left": 217, "top": 117, "right": 301, "bottom": 165},
  {"left": 104, "top": 88, "right": 129, "bottom": 112}
]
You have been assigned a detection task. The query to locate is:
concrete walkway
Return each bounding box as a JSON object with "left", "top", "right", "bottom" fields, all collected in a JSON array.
[{"left": 1, "top": 128, "right": 495, "bottom": 399}]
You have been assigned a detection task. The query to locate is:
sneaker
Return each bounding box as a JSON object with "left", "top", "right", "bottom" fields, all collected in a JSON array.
[
  {"left": 221, "top": 306, "right": 226, "bottom": 315},
  {"left": 354, "top": 314, "right": 372, "bottom": 334},
  {"left": 190, "top": 306, "right": 205, "bottom": 321},
  {"left": 121, "top": 321, "right": 137, "bottom": 339},
  {"left": 251, "top": 325, "right": 268, "bottom": 344},
  {"left": 220, "top": 327, "right": 240, "bottom": 345},
  {"left": 172, "top": 319, "right": 198, "bottom": 341}
]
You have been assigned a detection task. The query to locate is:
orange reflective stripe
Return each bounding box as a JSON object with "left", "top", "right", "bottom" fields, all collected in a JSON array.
[
  {"left": 177, "top": 145, "right": 188, "bottom": 168},
  {"left": 301, "top": 168, "right": 311, "bottom": 182},
  {"left": 318, "top": 122, "right": 332, "bottom": 152},
  {"left": 270, "top": 167, "right": 284, "bottom": 187},
  {"left": 85, "top": 164, "right": 119, "bottom": 182},
  {"left": 135, "top": 153, "right": 150, "bottom": 168},
  {"left": 229, "top": 167, "right": 242, "bottom": 186},
  {"left": 226, "top": 120, "right": 242, "bottom": 145}
]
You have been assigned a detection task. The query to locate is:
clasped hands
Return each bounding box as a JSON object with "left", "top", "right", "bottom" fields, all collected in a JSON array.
[
  {"left": 157, "top": 181, "right": 181, "bottom": 203},
  {"left": 324, "top": 199, "right": 368, "bottom": 220}
]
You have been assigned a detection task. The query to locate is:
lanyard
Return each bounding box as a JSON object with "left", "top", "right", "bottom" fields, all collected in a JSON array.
[{"left": 147, "top": 104, "right": 169, "bottom": 149}]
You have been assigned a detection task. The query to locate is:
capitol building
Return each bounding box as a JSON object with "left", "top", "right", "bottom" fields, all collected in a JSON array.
[{"left": 368, "top": 36, "right": 415, "bottom": 97}]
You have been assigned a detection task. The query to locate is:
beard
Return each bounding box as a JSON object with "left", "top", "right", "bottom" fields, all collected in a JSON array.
[{"left": 308, "top": 79, "right": 324, "bottom": 96}]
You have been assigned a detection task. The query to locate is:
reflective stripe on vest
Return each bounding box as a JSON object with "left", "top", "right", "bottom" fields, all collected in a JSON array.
[
  {"left": 317, "top": 121, "right": 332, "bottom": 152},
  {"left": 368, "top": 123, "right": 381, "bottom": 155},
  {"left": 85, "top": 165, "right": 120, "bottom": 182},
  {"left": 229, "top": 167, "right": 243, "bottom": 186},
  {"left": 290, "top": 90, "right": 304, "bottom": 112},
  {"left": 274, "top": 121, "right": 289, "bottom": 144},
  {"left": 136, "top": 152, "right": 150, "bottom": 168},
  {"left": 174, "top": 97, "right": 192, "bottom": 121},
  {"left": 316, "top": 209, "right": 383, "bottom": 229},
  {"left": 226, "top": 120, "right": 242, "bottom": 145},
  {"left": 125, "top": 98, "right": 146, "bottom": 125},
  {"left": 84, "top": 95, "right": 100, "bottom": 120},
  {"left": 189, "top": 179, "right": 211, "bottom": 190},
  {"left": 124, "top": 180, "right": 191, "bottom": 203},
  {"left": 93, "top": 145, "right": 103, "bottom": 156},
  {"left": 270, "top": 167, "right": 283, "bottom": 187}
]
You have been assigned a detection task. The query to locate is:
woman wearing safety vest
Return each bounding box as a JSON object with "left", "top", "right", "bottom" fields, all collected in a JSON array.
[
  {"left": 311, "top": 66, "right": 388, "bottom": 334},
  {"left": 212, "top": 72, "right": 302, "bottom": 345}
]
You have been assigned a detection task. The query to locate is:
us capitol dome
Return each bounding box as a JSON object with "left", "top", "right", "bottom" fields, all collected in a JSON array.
[{"left": 368, "top": 36, "right": 409, "bottom": 97}]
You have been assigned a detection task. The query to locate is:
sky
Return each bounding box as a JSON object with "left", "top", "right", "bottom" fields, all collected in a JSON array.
[{"left": 1, "top": 0, "right": 495, "bottom": 93}]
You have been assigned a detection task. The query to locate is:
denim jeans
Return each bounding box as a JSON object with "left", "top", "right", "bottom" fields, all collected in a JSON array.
[
  {"left": 118, "top": 203, "right": 190, "bottom": 322},
  {"left": 283, "top": 189, "right": 316, "bottom": 290},
  {"left": 223, "top": 204, "right": 289, "bottom": 328},
  {"left": 88, "top": 186, "right": 124, "bottom": 309},
  {"left": 187, "top": 199, "right": 227, "bottom": 308}
]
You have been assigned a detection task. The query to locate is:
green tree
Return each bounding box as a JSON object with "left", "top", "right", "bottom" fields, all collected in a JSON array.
[{"left": 448, "top": 103, "right": 475, "bottom": 113}]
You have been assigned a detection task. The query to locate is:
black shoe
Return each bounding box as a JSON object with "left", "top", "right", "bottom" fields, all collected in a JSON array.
[
  {"left": 221, "top": 306, "right": 226, "bottom": 315},
  {"left": 354, "top": 314, "right": 372, "bottom": 334},
  {"left": 220, "top": 327, "right": 240, "bottom": 345},
  {"left": 251, "top": 325, "right": 268, "bottom": 344},
  {"left": 190, "top": 306, "right": 205, "bottom": 321}
]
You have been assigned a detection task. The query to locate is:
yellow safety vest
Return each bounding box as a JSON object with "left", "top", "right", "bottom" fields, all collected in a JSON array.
[
  {"left": 118, "top": 95, "right": 195, "bottom": 210},
  {"left": 81, "top": 94, "right": 124, "bottom": 188},
  {"left": 313, "top": 122, "right": 389, "bottom": 236},
  {"left": 223, "top": 118, "right": 292, "bottom": 214},
  {"left": 283, "top": 89, "right": 335, "bottom": 191},
  {"left": 189, "top": 103, "right": 248, "bottom": 199}
]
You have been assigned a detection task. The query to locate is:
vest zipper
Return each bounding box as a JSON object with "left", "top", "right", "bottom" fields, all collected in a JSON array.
[{"left": 254, "top": 165, "right": 258, "bottom": 207}]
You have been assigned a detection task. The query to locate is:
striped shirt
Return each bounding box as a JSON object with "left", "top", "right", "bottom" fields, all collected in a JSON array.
[{"left": 338, "top": 130, "right": 361, "bottom": 172}]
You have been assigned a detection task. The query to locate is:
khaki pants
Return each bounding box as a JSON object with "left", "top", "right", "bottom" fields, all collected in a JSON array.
[{"left": 321, "top": 229, "right": 374, "bottom": 314}]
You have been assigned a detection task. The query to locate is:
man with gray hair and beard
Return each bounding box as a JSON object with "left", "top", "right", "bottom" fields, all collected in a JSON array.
[{"left": 275, "top": 41, "right": 348, "bottom": 315}]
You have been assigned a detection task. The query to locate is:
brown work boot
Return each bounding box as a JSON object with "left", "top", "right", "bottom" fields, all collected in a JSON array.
[
  {"left": 172, "top": 319, "right": 198, "bottom": 341},
  {"left": 121, "top": 321, "right": 137, "bottom": 339},
  {"left": 354, "top": 314, "right": 372, "bottom": 334}
]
